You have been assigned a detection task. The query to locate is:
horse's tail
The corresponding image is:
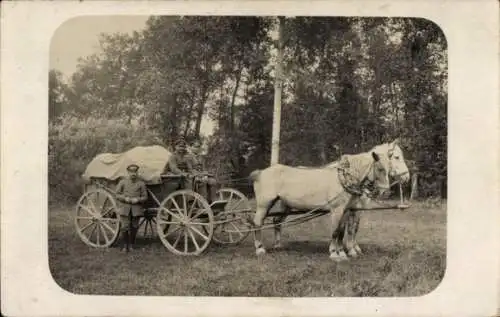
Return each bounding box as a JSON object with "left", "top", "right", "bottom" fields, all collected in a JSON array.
[{"left": 249, "top": 169, "right": 261, "bottom": 182}]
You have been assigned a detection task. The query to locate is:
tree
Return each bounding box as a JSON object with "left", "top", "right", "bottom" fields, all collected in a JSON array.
[{"left": 48, "top": 69, "right": 69, "bottom": 121}]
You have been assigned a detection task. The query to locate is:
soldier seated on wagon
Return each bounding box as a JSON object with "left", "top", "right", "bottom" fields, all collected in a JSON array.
[
  {"left": 163, "top": 137, "right": 216, "bottom": 203},
  {"left": 190, "top": 138, "right": 217, "bottom": 204},
  {"left": 163, "top": 137, "right": 195, "bottom": 190}
]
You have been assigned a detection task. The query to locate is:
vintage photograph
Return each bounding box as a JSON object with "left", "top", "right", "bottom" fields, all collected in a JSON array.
[{"left": 48, "top": 15, "right": 447, "bottom": 297}]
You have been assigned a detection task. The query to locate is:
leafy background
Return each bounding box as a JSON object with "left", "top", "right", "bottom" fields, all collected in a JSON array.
[{"left": 49, "top": 16, "right": 447, "bottom": 203}]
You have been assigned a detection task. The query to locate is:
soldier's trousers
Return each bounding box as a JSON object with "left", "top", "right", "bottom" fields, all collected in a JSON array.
[
  {"left": 120, "top": 213, "right": 140, "bottom": 232},
  {"left": 196, "top": 177, "right": 217, "bottom": 202},
  {"left": 119, "top": 212, "right": 141, "bottom": 249}
]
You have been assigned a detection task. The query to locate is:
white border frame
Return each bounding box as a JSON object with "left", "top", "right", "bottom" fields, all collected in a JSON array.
[{"left": 2, "top": 1, "right": 499, "bottom": 316}]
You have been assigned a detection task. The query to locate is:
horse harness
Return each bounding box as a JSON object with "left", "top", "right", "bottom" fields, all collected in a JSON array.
[{"left": 336, "top": 157, "right": 379, "bottom": 199}]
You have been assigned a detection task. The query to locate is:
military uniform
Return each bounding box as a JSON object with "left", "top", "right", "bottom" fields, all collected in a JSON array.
[
  {"left": 190, "top": 152, "right": 217, "bottom": 203},
  {"left": 115, "top": 164, "right": 148, "bottom": 251},
  {"left": 163, "top": 138, "right": 196, "bottom": 190}
]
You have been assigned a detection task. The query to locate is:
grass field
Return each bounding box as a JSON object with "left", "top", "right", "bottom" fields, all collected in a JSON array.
[{"left": 49, "top": 199, "right": 446, "bottom": 297}]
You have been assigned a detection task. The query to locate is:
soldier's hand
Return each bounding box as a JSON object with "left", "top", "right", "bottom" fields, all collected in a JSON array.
[{"left": 131, "top": 198, "right": 139, "bottom": 204}]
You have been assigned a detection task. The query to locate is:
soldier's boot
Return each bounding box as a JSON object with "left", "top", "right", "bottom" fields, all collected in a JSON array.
[
  {"left": 198, "top": 184, "right": 209, "bottom": 203},
  {"left": 208, "top": 185, "right": 217, "bottom": 205},
  {"left": 128, "top": 228, "right": 135, "bottom": 251},
  {"left": 130, "top": 226, "right": 138, "bottom": 248},
  {"left": 120, "top": 230, "right": 130, "bottom": 252}
]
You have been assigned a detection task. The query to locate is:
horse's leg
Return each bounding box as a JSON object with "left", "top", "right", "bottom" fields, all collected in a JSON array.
[
  {"left": 342, "top": 209, "right": 358, "bottom": 258},
  {"left": 270, "top": 200, "right": 287, "bottom": 249},
  {"left": 350, "top": 195, "right": 369, "bottom": 256},
  {"left": 352, "top": 212, "right": 363, "bottom": 255},
  {"left": 273, "top": 215, "right": 287, "bottom": 249},
  {"left": 333, "top": 210, "right": 347, "bottom": 251},
  {"left": 329, "top": 206, "right": 349, "bottom": 261},
  {"left": 333, "top": 208, "right": 356, "bottom": 257},
  {"left": 252, "top": 197, "right": 278, "bottom": 256}
]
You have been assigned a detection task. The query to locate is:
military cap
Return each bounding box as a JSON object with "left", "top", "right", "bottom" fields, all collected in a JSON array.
[{"left": 126, "top": 164, "right": 139, "bottom": 172}]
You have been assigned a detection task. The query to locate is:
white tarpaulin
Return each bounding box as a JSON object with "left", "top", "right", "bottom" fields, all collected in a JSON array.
[{"left": 82, "top": 145, "right": 172, "bottom": 184}]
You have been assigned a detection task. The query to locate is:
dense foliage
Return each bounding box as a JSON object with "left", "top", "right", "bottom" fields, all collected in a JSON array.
[{"left": 49, "top": 16, "right": 447, "bottom": 202}]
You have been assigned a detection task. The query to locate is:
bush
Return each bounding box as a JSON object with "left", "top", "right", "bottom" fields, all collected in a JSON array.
[{"left": 49, "top": 113, "right": 163, "bottom": 204}]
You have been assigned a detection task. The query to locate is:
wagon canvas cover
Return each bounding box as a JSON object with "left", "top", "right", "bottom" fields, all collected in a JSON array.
[{"left": 82, "top": 145, "right": 172, "bottom": 184}]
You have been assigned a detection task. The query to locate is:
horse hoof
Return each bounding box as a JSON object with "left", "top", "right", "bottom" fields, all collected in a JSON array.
[
  {"left": 348, "top": 249, "right": 358, "bottom": 258},
  {"left": 354, "top": 246, "right": 363, "bottom": 255},
  {"left": 256, "top": 248, "right": 266, "bottom": 256},
  {"left": 273, "top": 243, "right": 283, "bottom": 249},
  {"left": 338, "top": 250, "right": 348, "bottom": 259},
  {"left": 329, "top": 253, "right": 348, "bottom": 262}
]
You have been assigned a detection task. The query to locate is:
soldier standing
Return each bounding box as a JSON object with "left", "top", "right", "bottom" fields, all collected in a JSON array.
[{"left": 115, "top": 164, "right": 148, "bottom": 252}]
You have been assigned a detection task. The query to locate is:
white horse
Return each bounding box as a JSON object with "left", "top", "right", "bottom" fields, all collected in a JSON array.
[
  {"left": 334, "top": 139, "right": 410, "bottom": 257},
  {"left": 248, "top": 148, "right": 392, "bottom": 261},
  {"left": 269, "top": 139, "right": 410, "bottom": 258}
]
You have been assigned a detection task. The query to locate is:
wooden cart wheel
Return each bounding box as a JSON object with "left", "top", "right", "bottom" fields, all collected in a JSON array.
[
  {"left": 210, "top": 188, "right": 253, "bottom": 245},
  {"left": 156, "top": 189, "right": 214, "bottom": 256},
  {"left": 75, "top": 188, "right": 120, "bottom": 248}
]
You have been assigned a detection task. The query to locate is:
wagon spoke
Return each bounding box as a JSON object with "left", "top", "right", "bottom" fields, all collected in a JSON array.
[
  {"left": 182, "top": 194, "right": 188, "bottom": 217},
  {"left": 187, "top": 228, "right": 200, "bottom": 251},
  {"left": 100, "top": 220, "right": 117, "bottom": 235},
  {"left": 98, "top": 223, "right": 110, "bottom": 245},
  {"left": 184, "top": 230, "right": 188, "bottom": 253},
  {"left": 158, "top": 220, "right": 183, "bottom": 226},
  {"left": 101, "top": 206, "right": 115, "bottom": 217},
  {"left": 96, "top": 223, "right": 101, "bottom": 245},
  {"left": 227, "top": 199, "right": 243, "bottom": 211},
  {"left": 79, "top": 221, "right": 95, "bottom": 233},
  {"left": 189, "top": 222, "right": 211, "bottom": 226},
  {"left": 190, "top": 207, "right": 209, "bottom": 220},
  {"left": 87, "top": 196, "right": 99, "bottom": 215},
  {"left": 171, "top": 229, "right": 183, "bottom": 249},
  {"left": 157, "top": 212, "right": 171, "bottom": 222},
  {"left": 189, "top": 225, "right": 209, "bottom": 241},
  {"left": 90, "top": 223, "right": 98, "bottom": 237},
  {"left": 170, "top": 198, "right": 183, "bottom": 214},
  {"left": 88, "top": 224, "right": 98, "bottom": 243},
  {"left": 160, "top": 207, "right": 183, "bottom": 222},
  {"left": 101, "top": 196, "right": 109, "bottom": 211},
  {"left": 99, "top": 217, "right": 118, "bottom": 224},
  {"left": 165, "top": 226, "right": 182, "bottom": 238},
  {"left": 187, "top": 198, "right": 198, "bottom": 215},
  {"left": 79, "top": 204, "right": 99, "bottom": 217},
  {"left": 76, "top": 216, "right": 93, "bottom": 220},
  {"left": 229, "top": 221, "right": 245, "bottom": 237},
  {"left": 139, "top": 217, "right": 147, "bottom": 227}
]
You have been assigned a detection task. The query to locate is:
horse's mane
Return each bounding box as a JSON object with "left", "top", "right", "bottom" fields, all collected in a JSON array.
[{"left": 293, "top": 142, "right": 394, "bottom": 174}]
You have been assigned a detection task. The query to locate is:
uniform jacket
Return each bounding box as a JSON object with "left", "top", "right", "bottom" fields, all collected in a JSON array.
[
  {"left": 165, "top": 152, "right": 194, "bottom": 174},
  {"left": 115, "top": 177, "right": 148, "bottom": 217},
  {"left": 191, "top": 154, "right": 205, "bottom": 172}
]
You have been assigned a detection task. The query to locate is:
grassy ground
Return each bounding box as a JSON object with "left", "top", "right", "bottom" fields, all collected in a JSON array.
[{"left": 48, "top": 199, "right": 446, "bottom": 297}]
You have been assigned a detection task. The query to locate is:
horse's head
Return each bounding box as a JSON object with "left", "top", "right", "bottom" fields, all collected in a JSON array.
[
  {"left": 372, "top": 138, "right": 410, "bottom": 184},
  {"left": 365, "top": 151, "right": 391, "bottom": 195}
]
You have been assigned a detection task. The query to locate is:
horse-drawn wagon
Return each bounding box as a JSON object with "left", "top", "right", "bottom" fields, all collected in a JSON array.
[
  {"left": 74, "top": 145, "right": 254, "bottom": 255},
  {"left": 75, "top": 140, "right": 412, "bottom": 260}
]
